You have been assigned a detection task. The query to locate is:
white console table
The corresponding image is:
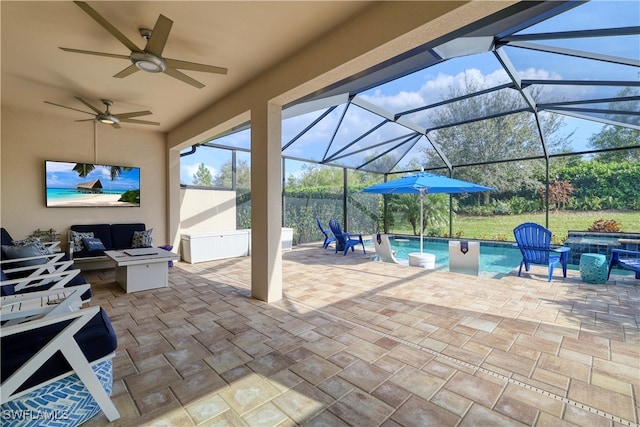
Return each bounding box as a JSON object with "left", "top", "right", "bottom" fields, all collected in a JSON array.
[{"left": 104, "top": 248, "right": 178, "bottom": 293}]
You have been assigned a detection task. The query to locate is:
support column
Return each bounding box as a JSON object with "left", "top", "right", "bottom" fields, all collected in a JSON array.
[
  {"left": 167, "top": 147, "right": 182, "bottom": 250},
  {"left": 250, "top": 101, "right": 283, "bottom": 302}
]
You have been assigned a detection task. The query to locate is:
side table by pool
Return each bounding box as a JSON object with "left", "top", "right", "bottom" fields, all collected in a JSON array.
[{"left": 104, "top": 248, "right": 178, "bottom": 293}]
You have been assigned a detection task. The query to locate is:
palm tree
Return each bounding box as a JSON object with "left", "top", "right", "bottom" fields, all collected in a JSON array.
[
  {"left": 73, "top": 163, "right": 133, "bottom": 180},
  {"left": 389, "top": 193, "right": 454, "bottom": 236}
]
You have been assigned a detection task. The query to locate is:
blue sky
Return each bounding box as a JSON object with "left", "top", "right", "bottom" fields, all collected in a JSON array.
[
  {"left": 181, "top": 0, "right": 638, "bottom": 184},
  {"left": 46, "top": 161, "right": 140, "bottom": 191}
]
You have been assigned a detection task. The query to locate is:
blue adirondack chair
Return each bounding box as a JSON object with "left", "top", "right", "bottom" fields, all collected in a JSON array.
[
  {"left": 328, "top": 219, "right": 366, "bottom": 256},
  {"left": 608, "top": 249, "right": 640, "bottom": 280},
  {"left": 513, "top": 222, "right": 570, "bottom": 282},
  {"left": 316, "top": 218, "right": 336, "bottom": 249}
]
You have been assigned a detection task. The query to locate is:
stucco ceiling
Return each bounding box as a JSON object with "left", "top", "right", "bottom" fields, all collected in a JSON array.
[{"left": 1, "top": 1, "right": 372, "bottom": 133}]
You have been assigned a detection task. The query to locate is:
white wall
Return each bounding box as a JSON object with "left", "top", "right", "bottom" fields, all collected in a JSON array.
[
  {"left": 179, "top": 188, "right": 236, "bottom": 234},
  {"left": 1, "top": 106, "right": 168, "bottom": 251}
]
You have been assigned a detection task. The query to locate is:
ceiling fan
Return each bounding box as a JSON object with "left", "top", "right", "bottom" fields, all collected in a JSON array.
[
  {"left": 60, "top": 1, "right": 228, "bottom": 89},
  {"left": 44, "top": 97, "right": 160, "bottom": 129}
]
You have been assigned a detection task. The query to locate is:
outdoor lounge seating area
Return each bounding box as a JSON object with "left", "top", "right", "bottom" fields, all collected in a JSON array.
[{"left": 51, "top": 244, "right": 638, "bottom": 426}]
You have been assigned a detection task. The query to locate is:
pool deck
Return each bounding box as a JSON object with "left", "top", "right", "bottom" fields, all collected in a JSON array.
[{"left": 82, "top": 242, "right": 639, "bottom": 426}]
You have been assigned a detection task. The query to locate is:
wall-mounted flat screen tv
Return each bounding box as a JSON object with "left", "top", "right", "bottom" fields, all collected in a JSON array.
[{"left": 45, "top": 161, "right": 140, "bottom": 207}]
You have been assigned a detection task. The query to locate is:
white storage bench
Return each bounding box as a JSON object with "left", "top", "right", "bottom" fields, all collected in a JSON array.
[
  {"left": 181, "top": 230, "right": 250, "bottom": 263},
  {"left": 181, "top": 228, "right": 293, "bottom": 264}
]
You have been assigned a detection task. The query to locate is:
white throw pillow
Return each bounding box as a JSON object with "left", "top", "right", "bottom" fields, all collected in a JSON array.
[{"left": 131, "top": 229, "right": 153, "bottom": 248}]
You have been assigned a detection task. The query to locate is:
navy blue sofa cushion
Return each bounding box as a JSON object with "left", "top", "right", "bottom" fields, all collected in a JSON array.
[
  {"left": 71, "top": 223, "right": 145, "bottom": 259},
  {"left": 111, "top": 223, "right": 146, "bottom": 250},
  {"left": 71, "top": 224, "right": 112, "bottom": 258},
  {"left": 1, "top": 307, "right": 117, "bottom": 393}
]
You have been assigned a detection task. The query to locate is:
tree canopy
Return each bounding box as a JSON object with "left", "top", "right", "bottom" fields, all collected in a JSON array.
[{"left": 192, "top": 163, "right": 213, "bottom": 187}]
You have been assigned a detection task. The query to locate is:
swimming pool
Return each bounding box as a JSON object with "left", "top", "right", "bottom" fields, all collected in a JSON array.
[
  {"left": 387, "top": 236, "right": 523, "bottom": 278},
  {"left": 368, "top": 236, "right": 632, "bottom": 279}
]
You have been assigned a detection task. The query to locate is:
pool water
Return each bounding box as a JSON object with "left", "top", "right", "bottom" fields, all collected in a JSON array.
[{"left": 388, "top": 237, "right": 523, "bottom": 278}]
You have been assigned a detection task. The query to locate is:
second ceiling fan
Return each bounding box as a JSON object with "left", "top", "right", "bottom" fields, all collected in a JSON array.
[
  {"left": 60, "top": 1, "right": 228, "bottom": 89},
  {"left": 45, "top": 97, "right": 160, "bottom": 129}
]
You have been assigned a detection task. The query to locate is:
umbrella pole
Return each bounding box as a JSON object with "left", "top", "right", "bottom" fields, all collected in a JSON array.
[{"left": 420, "top": 191, "right": 424, "bottom": 254}]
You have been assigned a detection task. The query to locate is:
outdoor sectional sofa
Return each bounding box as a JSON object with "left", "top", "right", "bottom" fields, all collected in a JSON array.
[{"left": 69, "top": 223, "right": 150, "bottom": 270}]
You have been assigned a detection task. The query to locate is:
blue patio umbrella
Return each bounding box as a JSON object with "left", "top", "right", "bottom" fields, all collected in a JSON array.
[{"left": 362, "top": 170, "right": 495, "bottom": 254}]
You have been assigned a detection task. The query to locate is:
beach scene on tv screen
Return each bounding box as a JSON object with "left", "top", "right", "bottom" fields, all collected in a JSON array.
[{"left": 46, "top": 161, "right": 140, "bottom": 207}]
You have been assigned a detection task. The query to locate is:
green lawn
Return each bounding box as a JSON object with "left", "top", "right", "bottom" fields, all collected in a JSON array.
[{"left": 388, "top": 210, "right": 639, "bottom": 244}]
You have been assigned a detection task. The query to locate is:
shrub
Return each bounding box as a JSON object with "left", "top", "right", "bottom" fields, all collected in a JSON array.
[
  {"left": 588, "top": 219, "right": 622, "bottom": 232},
  {"left": 462, "top": 205, "right": 494, "bottom": 216},
  {"left": 118, "top": 189, "right": 139, "bottom": 204},
  {"left": 492, "top": 201, "right": 511, "bottom": 215}
]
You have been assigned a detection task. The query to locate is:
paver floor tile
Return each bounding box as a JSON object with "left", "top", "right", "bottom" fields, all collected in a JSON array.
[
  {"left": 338, "top": 359, "right": 392, "bottom": 392},
  {"left": 289, "top": 354, "right": 342, "bottom": 385},
  {"left": 429, "top": 388, "right": 472, "bottom": 417},
  {"left": 246, "top": 351, "right": 295, "bottom": 377},
  {"left": 329, "top": 388, "right": 394, "bottom": 427},
  {"left": 124, "top": 364, "right": 182, "bottom": 399},
  {"left": 218, "top": 374, "right": 281, "bottom": 416},
  {"left": 444, "top": 371, "right": 504, "bottom": 408},
  {"left": 80, "top": 248, "right": 639, "bottom": 427},
  {"left": 391, "top": 395, "right": 459, "bottom": 427},
  {"left": 459, "top": 404, "right": 527, "bottom": 427},
  {"left": 185, "top": 395, "right": 230, "bottom": 425},
  {"left": 272, "top": 381, "right": 333, "bottom": 424},
  {"left": 389, "top": 366, "right": 445, "bottom": 401},
  {"left": 242, "top": 401, "right": 290, "bottom": 427},
  {"left": 567, "top": 378, "right": 637, "bottom": 421}
]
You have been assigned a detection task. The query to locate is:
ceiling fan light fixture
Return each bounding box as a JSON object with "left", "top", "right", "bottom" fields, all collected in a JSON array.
[
  {"left": 97, "top": 114, "right": 120, "bottom": 125},
  {"left": 131, "top": 51, "right": 166, "bottom": 73}
]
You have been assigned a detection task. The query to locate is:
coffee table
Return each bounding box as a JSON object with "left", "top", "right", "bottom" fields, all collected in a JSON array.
[{"left": 104, "top": 248, "right": 178, "bottom": 293}]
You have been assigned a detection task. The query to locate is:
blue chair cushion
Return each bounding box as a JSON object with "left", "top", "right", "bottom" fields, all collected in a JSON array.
[
  {"left": 1, "top": 245, "right": 48, "bottom": 269},
  {"left": 1, "top": 307, "right": 117, "bottom": 393},
  {"left": 0, "top": 228, "right": 13, "bottom": 247},
  {"left": 1, "top": 269, "right": 15, "bottom": 296},
  {"left": 12, "top": 271, "right": 92, "bottom": 301}
]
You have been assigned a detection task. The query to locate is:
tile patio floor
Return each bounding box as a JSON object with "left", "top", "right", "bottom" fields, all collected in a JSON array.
[{"left": 83, "top": 243, "right": 639, "bottom": 426}]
